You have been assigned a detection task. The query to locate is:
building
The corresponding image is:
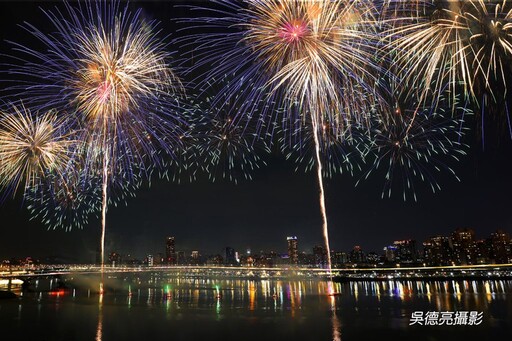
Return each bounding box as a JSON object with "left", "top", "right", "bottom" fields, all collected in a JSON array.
[
  {"left": 422, "top": 236, "right": 453, "bottom": 266},
  {"left": 474, "top": 239, "right": 491, "bottom": 264},
  {"left": 383, "top": 245, "right": 397, "bottom": 263},
  {"left": 366, "top": 252, "right": 380, "bottom": 265},
  {"left": 147, "top": 254, "right": 154, "bottom": 267},
  {"left": 349, "top": 245, "right": 365, "bottom": 264},
  {"left": 313, "top": 245, "right": 327, "bottom": 267},
  {"left": 490, "top": 230, "right": 512, "bottom": 263},
  {"left": 287, "top": 236, "right": 298, "bottom": 265},
  {"left": 332, "top": 251, "right": 348, "bottom": 266},
  {"left": 225, "top": 247, "right": 237, "bottom": 265},
  {"left": 166, "top": 236, "right": 176, "bottom": 265},
  {"left": 393, "top": 239, "right": 418, "bottom": 264},
  {"left": 451, "top": 228, "right": 477, "bottom": 265}
]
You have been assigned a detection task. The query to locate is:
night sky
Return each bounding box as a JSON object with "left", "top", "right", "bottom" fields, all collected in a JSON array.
[{"left": 1, "top": 1, "right": 512, "bottom": 262}]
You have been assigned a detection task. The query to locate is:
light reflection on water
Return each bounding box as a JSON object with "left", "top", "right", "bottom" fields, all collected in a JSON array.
[
  {"left": 96, "top": 293, "right": 103, "bottom": 341},
  {"left": 1, "top": 276, "right": 512, "bottom": 341}
]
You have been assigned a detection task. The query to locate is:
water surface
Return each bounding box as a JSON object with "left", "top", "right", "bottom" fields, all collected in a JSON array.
[{"left": 1, "top": 274, "right": 511, "bottom": 340}]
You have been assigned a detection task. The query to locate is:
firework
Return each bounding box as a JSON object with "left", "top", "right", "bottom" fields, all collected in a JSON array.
[
  {"left": 385, "top": 0, "right": 512, "bottom": 109},
  {"left": 6, "top": 1, "right": 187, "bottom": 279},
  {"left": 157, "top": 104, "right": 202, "bottom": 185},
  {"left": 280, "top": 115, "right": 369, "bottom": 179},
  {"left": 357, "top": 81, "right": 470, "bottom": 202},
  {"left": 0, "top": 105, "right": 74, "bottom": 200},
  {"left": 180, "top": 0, "right": 381, "bottom": 129},
  {"left": 191, "top": 76, "right": 271, "bottom": 184},
  {"left": 26, "top": 156, "right": 143, "bottom": 231},
  {"left": 182, "top": 0, "right": 383, "bottom": 278},
  {"left": 26, "top": 164, "right": 101, "bottom": 231}
]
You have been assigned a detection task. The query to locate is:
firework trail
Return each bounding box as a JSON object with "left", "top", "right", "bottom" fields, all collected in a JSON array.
[
  {"left": 181, "top": 0, "right": 383, "bottom": 278},
  {"left": 6, "top": 1, "right": 187, "bottom": 285},
  {"left": 26, "top": 155, "right": 143, "bottom": 231},
  {"left": 0, "top": 104, "right": 74, "bottom": 201},
  {"left": 26, "top": 165, "right": 101, "bottom": 231},
  {"left": 280, "top": 115, "right": 368, "bottom": 178}
]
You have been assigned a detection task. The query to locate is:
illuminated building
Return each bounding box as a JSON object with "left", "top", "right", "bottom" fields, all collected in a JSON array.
[
  {"left": 349, "top": 245, "right": 365, "bottom": 264},
  {"left": 474, "top": 239, "right": 491, "bottom": 264},
  {"left": 147, "top": 254, "right": 154, "bottom": 267},
  {"left": 366, "top": 252, "right": 380, "bottom": 265},
  {"left": 287, "top": 236, "right": 298, "bottom": 265},
  {"left": 165, "top": 236, "right": 176, "bottom": 265},
  {"left": 332, "top": 251, "right": 348, "bottom": 266},
  {"left": 393, "top": 239, "right": 418, "bottom": 264},
  {"left": 384, "top": 245, "right": 397, "bottom": 263},
  {"left": 313, "top": 245, "right": 327, "bottom": 267},
  {"left": 422, "top": 236, "right": 453, "bottom": 266},
  {"left": 451, "top": 228, "right": 477, "bottom": 265},
  {"left": 490, "top": 230, "right": 512, "bottom": 263}
]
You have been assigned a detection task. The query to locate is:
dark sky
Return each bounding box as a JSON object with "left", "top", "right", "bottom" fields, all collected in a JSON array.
[{"left": 1, "top": 1, "right": 512, "bottom": 262}]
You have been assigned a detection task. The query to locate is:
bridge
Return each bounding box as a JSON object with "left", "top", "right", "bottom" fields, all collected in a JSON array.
[{"left": 2, "top": 263, "right": 512, "bottom": 282}]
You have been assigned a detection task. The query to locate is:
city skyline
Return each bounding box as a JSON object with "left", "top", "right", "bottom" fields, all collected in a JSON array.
[{"left": 3, "top": 220, "right": 510, "bottom": 265}]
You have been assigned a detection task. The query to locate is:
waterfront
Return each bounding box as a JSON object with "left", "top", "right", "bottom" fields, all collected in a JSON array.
[{"left": 1, "top": 275, "right": 511, "bottom": 341}]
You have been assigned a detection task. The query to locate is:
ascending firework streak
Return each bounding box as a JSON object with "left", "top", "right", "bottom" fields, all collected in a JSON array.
[
  {"left": 280, "top": 114, "right": 368, "bottom": 178},
  {"left": 26, "top": 148, "right": 144, "bottom": 231},
  {"left": 0, "top": 105, "right": 74, "bottom": 200},
  {"left": 182, "top": 0, "right": 382, "bottom": 278},
  {"left": 6, "top": 1, "right": 187, "bottom": 288}
]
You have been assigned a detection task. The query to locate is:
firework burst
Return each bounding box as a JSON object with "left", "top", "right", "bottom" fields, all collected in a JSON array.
[
  {"left": 180, "top": 0, "right": 381, "bottom": 129},
  {"left": 6, "top": 1, "right": 188, "bottom": 280},
  {"left": 0, "top": 105, "right": 74, "bottom": 200},
  {"left": 182, "top": 0, "right": 383, "bottom": 278},
  {"left": 191, "top": 76, "right": 271, "bottom": 184},
  {"left": 357, "top": 82, "right": 470, "bottom": 202},
  {"left": 385, "top": 0, "right": 512, "bottom": 111},
  {"left": 26, "top": 156, "right": 143, "bottom": 231}
]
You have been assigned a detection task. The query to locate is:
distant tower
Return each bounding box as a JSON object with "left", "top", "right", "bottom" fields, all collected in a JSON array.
[
  {"left": 166, "top": 236, "right": 176, "bottom": 265},
  {"left": 287, "top": 236, "right": 298, "bottom": 264}
]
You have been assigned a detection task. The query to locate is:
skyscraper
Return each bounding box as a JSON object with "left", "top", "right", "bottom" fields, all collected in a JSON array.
[
  {"left": 349, "top": 245, "right": 365, "bottom": 264},
  {"left": 393, "top": 239, "right": 418, "bottom": 264},
  {"left": 422, "top": 236, "right": 453, "bottom": 266},
  {"left": 166, "top": 236, "right": 176, "bottom": 265},
  {"left": 490, "top": 230, "right": 512, "bottom": 263},
  {"left": 451, "top": 228, "right": 477, "bottom": 265},
  {"left": 287, "top": 236, "right": 298, "bottom": 265}
]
